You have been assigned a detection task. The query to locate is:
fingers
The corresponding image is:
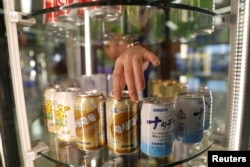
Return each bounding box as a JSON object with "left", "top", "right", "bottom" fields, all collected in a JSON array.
[
  {"left": 113, "top": 59, "right": 140, "bottom": 102},
  {"left": 113, "top": 59, "right": 142, "bottom": 101},
  {"left": 112, "top": 46, "right": 160, "bottom": 102},
  {"left": 144, "top": 51, "right": 160, "bottom": 66},
  {"left": 112, "top": 61, "right": 124, "bottom": 100},
  {"left": 124, "top": 63, "right": 138, "bottom": 102},
  {"left": 133, "top": 57, "right": 145, "bottom": 90}
]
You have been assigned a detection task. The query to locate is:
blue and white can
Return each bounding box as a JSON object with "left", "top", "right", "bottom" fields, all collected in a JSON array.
[
  {"left": 199, "top": 87, "right": 213, "bottom": 130},
  {"left": 174, "top": 92, "right": 205, "bottom": 144},
  {"left": 140, "top": 97, "right": 175, "bottom": 157}
]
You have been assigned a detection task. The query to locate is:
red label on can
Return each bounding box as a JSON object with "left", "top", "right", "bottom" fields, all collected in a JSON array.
[
  {"left": 57, "top": 0, "right": 73, "bottom": 16},
  {"left": 42, "top": 0, "right": 59, "bottom": 24},
  {"left": 77, "top": 0, "right": 87, "bottom": 16},
  {"left": 42, "top": 0, "right": 57, "bottom": 9},
  {"left": 56, "top": 0, "right": 74, "bottom": 6},
  {"left": 57, "top": 0, "right": 85, "bottom": 17}
]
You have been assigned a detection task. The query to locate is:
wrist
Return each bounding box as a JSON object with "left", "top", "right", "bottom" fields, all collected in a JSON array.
[{"left": 126, "top": 41, "right": 140, "bottom": 49}]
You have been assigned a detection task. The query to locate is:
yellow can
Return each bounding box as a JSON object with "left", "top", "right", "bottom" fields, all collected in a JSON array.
[{"left": 148, "top": 79, "right": 162, "bottom": 97}]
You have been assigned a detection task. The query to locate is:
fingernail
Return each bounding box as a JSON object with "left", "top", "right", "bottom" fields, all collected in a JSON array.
[
  {"left": 137, "top": 90, "right": 143, "bottom": 100},
  {"left": 137, "top": 83, "right": 144, "bottom": 90},
  {"left": 113, "top": 91, "right": 120, "bottom": 100},
  {"left": 154, "top": 59, "right": 160, "bottom": 66},
  {"left": 131, "top": 94, "right": 138, "bottom": 102}
]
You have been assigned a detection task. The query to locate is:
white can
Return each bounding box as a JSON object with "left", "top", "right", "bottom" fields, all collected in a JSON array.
[
  {"left": 43, "top": 85, "right": 58, "bottom": 133},
  {"left": 174, "top": 92, "right": 205, "bottom": 143},
  {"left": 54, "top": 89, "right": 76, "bottom": 142},
  {"left": 140, "top": 97, "right": 175, "bottom": 157}
]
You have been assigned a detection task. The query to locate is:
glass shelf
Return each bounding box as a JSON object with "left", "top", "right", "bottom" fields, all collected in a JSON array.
[
  {"left": 38, "top": 132, "right": 214, "bottom": 167},
  {"left": 25, "top": 0, "right": 217, "bottom": 20}
]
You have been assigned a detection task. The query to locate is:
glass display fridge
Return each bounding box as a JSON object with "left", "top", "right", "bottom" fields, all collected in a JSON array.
[{"left": 1, "top": 0, "right": 250, "bottom": 167}]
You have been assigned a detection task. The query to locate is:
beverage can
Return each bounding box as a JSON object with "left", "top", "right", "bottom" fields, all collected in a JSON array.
[
  {"left": 42, "top": 0, "right": 60, "bottom": 30},
  {"left": 88, "top": 0, "right": 123, "bottom": 22},
  {"left": 54, "top": 89, "right": 76, "bottom": 142},
  {"left": 148, "top": 79, "right": 162, "bottom": 97},
  {"left": 140, "top": 97, "right": 175, "bottom": 157},
  {"left": 199, "top": 86, "right": 213, "bottom": 130},
  {"left": 161, "top": 80, "right": 177, "bottom": 98},
  {"left": 74, "top": 90, "right": 106, "bottom": 151},
  {"left": 106, "top": 91, "right": 139, "bottom": 154},
  {"left": 174, "top": 92, "right": 205, "bottom": 143},
  {"left": 43, "top": 85, "right": 58, "bottom": 133},
  {"left": 56, "top": 0, "right": 85, "bottom": 25}
]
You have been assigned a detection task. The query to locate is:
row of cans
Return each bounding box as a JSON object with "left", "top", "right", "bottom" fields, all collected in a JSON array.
[
  {"left": 42, "top": 0, "right": 123, "bottom": 30},
  {"left": 43, "top": 0, "right": 85, "bottom": 29},
  {"left": 174, "top": 87, "right": 213, "bottom": 144},
  {"left": 148, "top": 79, "right": 187, "bottom": 98},
  {"left": 43, "top": 84, "right": 139, "bottom": 153},
  {"left": 43, "top": 83, "right": 213, "bottom": 157},
  {"left": 141, "top": 88, "right": 213, "bottom": 158},
  {"left": 43, "top": 85, "right": 106, "bottom": 150}
]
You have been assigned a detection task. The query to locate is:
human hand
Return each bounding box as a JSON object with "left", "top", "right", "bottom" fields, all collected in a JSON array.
[{"left": 112, "top": 44, "right": 160, "bottom": 101}]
